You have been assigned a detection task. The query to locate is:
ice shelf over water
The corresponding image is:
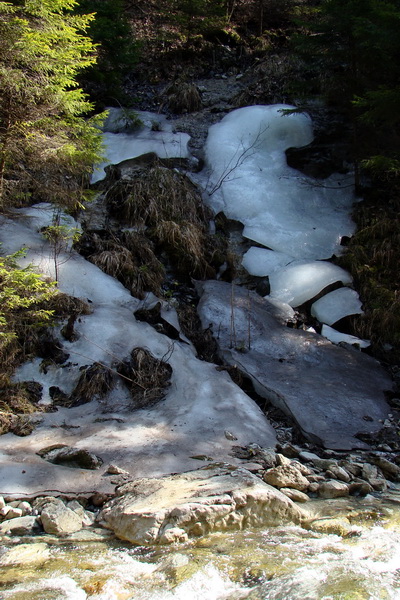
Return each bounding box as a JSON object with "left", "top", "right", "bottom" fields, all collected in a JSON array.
[
  {"left": 269, "top": 261, "right": 352, "bottom": 307},
  {"left": 91, "top": 108, "right": 190, "bottom": 183},
  {"left": 311, "top": 287, "right": 363, "bottom": 325}
]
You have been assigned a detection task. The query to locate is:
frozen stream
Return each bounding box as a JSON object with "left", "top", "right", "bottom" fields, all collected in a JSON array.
[{"left": 0, "top": 105, "right": 398, "bottom": 597}]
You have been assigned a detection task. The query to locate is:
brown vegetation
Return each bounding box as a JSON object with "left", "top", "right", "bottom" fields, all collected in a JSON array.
[{"left": 117, "top": 347, "right": 173, "bottom": 409}]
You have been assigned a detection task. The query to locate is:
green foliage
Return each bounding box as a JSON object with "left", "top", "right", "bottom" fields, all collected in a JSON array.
[
  {"left": 292, "top": 0, "right": 400, "bottom": 177},
  {"left": 0, "top": 250, "right": 56, "bottom": 362},
  {"left": 74, "top": 0, "right": 139, "bottom": 104},
  {"left": 0, "top": 0, "right": 103, "bottom": 210}
]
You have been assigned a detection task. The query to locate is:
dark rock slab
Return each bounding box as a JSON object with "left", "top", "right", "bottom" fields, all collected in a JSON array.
[{"left": 196, "top": 281, "right": 392, "bottom": 450}]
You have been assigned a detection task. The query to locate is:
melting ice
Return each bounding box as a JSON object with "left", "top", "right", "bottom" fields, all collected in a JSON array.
[{"left": 203, "top": 104, "right": 364, "bottom": 339}]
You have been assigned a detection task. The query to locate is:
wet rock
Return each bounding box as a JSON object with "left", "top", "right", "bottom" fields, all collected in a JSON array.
[
  {"left": 318, "top": 481, "right": 350, "bottom": 499},
  {"left": 40, "top": 498, "right": 83, "bottom": 535},
  {"left": 0, "top": 516, "right": 41, "bottom": 536},
  {"left": 339, "top": 460, "right": 362, "bottom": 478},
  {"left": 197, "top": 280, "right": 391, "bottom": 450},
  {"left": 0, "top": 542, "right": 50, "bottom": 566},
  {"left": 280, "top": 488, "right": 310, "bottom": 503},
  {"left": 98, "top": 465, "right": 307, "bottom": 545},
  {"left": 263, "top": 465, "right": 310, "bottom": 491},
  {"left": 308, "top": 517, "right": 354, "bottom": 537}
]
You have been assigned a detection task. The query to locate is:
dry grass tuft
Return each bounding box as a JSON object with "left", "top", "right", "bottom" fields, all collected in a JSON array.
[
  {"left": 0, "top": 381, "right": 44, "bottom": 436},
  {"left": 163, "top": 81, "right": 202, "bottom": 113},
  {"left": 47, "top": 293, "right": 92, "bottom": 318},
  {"left": 68, "top": 363, "right": 115, "bottom": 407},
  {"left": 106, "top": 166, "right": 221, "bottom": 281},
  {"left": 88, "top": 234, "right": 165, "bottom": 299},
  {"left": 117, "top": 347, "right": 172, "bottom": 409}
]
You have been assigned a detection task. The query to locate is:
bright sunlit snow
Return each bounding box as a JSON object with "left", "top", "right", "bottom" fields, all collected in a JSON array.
[
  {"left": 204, "top": 105, "right": 356, "bottom": 261},
  {"left": 0, "top": 205, "right": 276, "bottom": 494},
  {"left": 268, "top": 260, "right": 353, "bottom": 307},
  {"left": 92, "top": 109, "right": 190, "bottom": 183},
  {"left": 311, "top": 287, "right": 363, "bottom": 325}
]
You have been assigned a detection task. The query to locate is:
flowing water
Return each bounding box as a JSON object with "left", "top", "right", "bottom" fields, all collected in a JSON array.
[{"left": 1, "top": 497, "right": 400, "bottom": 600}]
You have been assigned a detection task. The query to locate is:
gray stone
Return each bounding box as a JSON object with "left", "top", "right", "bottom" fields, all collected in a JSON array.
[
  {"left": 369, "top": 478, "right": 388, "bottom": 492},
  {"left": 196, "top": 281, "right": 391, "bottom": 450},
  {"left": 325, "top": 465, "right": 351, "bottom": 482},
  {"left": 340, "top": 461, "right": 362, "bottom": 478},
  {"left": 318, "top": 480, "right": 349, "bottom": 499},
  {"left": 0, "top": 516, "right": 41, "bottom": 536},
  {"left": 67, "top": 500, "right": 96, "bottom": 527},
  {"left": 38, "top": 445, "right": 103, "bottom": 470},
  {"left": 107, "top": 464, "right": 130, "bottom": 475},
  {"left": 18, "top": 501, "right": 33, "bottom": 516},
  {"left": 371, "top": 457, "right": 400, "bottom": 481},
  {"left": 258, "top": 449, "right": 277, "bottom": 468},
  {"left": 263, "top": 465, "right": 310, "bottom": 491},
  {"left": 6, "top": 507, "right": 23, "bottom": 519},
  {"left": 308, "top": 482, "right": 320, "bottom": 494},
  {"left": 0, "top": 496, "right": 5, "bottom": 509},
  {"left": 276, "top": 453, "right": 291, "bottom": 467},
  {"left": 349, "top": 481, "right": 373, "bottom": 496},
  {"left": 0, "top": 506, "right": 11, "bottom": 518},
  {"left": 362, "top": 463, "right": 379, "bottom": 481},
  {"left": 98, "top": 466, "right": 307, "bottom": 545},
  {"left": 291, "top": 461, "right": 314, "bottom": 477},
  {"left": 40, "top": 499, "right": 83, "bottom": 535}
]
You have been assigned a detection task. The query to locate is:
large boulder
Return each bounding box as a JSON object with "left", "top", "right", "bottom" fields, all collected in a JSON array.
[
  {"left": 196, "top": 281, "right": 392, "bottom": 450},
  {"left": 98, "top": 465, "right": 308, "bottom": 545}
]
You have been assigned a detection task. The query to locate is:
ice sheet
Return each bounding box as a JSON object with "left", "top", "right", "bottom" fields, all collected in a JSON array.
[
  {"left": 311, "top": 287, "right": 363, "bottom": 325},
  {"left": 268, "top": 261, "right": 352, "bottom": 307},
  {"left": 204, "top": 105, "right": 356, "bottom": 260}
]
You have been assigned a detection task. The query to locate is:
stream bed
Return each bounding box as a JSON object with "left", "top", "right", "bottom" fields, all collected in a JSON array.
[{"left": 1, "top": 496, "right": 400, "bottom": 600}]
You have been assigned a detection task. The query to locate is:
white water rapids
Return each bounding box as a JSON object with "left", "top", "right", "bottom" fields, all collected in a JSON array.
[{"left": 2, "top": 499, "right": 400, "bottom": 599}]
